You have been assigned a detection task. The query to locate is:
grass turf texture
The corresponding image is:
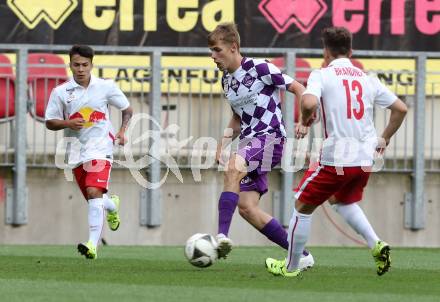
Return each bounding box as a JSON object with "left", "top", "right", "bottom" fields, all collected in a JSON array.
[{"left": 0, "top": 245, "right": 439, "bottom": 302}]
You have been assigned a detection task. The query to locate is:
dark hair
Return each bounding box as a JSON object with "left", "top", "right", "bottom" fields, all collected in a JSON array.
[
  {"left": 322, "top": 27, "right": 352, "bottom": 57},
  {"left": 69, "top": 45, "right": 94, "bottom": 61},
  {"left": 208, "top": 23, "right": 240, "bottom": 49}
]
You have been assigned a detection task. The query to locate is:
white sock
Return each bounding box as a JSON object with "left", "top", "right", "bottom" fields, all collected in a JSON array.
[
  {"left": 332, "top": 203, "right": 379, "bottom": 248},
  {"left": 102, "top": 194, "right": 116, "bottom": 212},
  {"left": 88, "top": 198, "right": 105, "bottom": 247},
  {"left": 286, "top": 209, "right": 312, "bottom": 272}
]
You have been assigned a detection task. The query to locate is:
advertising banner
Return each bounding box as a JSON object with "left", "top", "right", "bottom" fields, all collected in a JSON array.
[
  {"left": 5, "top": 53, "right": 439, "bottom": 95},
  {"left": 1, "top": 0, "right": 439, "bottom": 51}
]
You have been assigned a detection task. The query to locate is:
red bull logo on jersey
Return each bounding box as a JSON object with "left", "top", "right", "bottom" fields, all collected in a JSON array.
[{"left": 69, "top": 107, "right": 106, "bottom": 128}]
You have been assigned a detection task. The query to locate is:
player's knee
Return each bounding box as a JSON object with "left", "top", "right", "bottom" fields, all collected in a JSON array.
[
  {"left": 86, "top": 187, "right": 103, "bottom": 199},
  {"left": 88, "top": 198, "right": 104, "bottom": 217},
  {"left": 238, "top": 204, "right": 256, "bottom": 219},
  {"left": 295, "top": 201, "right": 317, "bottom": 215},
  {"left": 224, "top": 166, "right": 243, "bottom": 183}
]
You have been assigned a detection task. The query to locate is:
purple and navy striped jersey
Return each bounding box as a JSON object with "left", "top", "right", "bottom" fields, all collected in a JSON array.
[{"left": 222, "top": 57, "right": 294, "bottom": 139}]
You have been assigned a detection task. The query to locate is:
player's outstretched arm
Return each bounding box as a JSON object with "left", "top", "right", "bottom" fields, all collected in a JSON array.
[{"left": 380, "top": 99, "right": 408, "bottom": 146}]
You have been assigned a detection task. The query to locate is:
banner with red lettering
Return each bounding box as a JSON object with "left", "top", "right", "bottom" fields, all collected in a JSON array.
[{"left": 0, "top": 0, "right": 438, "bottom": 51}]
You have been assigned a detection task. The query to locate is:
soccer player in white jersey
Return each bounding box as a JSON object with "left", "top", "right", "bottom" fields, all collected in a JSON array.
[
  {"left": 208, "top": 23, "right": 314, "bottom": 270},
  {"left": 265, "top": 27, "right": 408, "bottom": 277},
  {"left": 45, "top": 45, "right": 133, "bottom": 259}
]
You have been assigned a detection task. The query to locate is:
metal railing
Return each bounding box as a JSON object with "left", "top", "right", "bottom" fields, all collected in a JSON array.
[{"left": 0, "top": 44, "right": 439, "bottom": 229}]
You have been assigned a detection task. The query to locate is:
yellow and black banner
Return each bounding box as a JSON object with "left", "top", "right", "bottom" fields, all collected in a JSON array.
[
  {"left": 5, "top": 53, "right": 439, "bottom": 95},
  {"left": 1, "top": 1, "right": 439, "bottom": 51}
]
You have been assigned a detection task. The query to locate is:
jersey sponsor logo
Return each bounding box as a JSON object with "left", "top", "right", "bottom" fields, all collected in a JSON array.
[
  {"left": 69, "top": 107, "right": 106, "bottom": 128},
  {"left": 230, "top": 94, "right": 258, "bottom": 109},
  {"left": 96, "top": 179, "right": 107, "bottom": 183}
]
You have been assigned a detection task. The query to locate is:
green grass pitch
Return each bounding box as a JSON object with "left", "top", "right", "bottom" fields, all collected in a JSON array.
[{"left": 0, "top": 245, "right": 439, "bottom": 302}]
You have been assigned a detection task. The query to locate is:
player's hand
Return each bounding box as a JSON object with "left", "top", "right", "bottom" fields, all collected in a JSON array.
[
  {"left": 67, "top": 118, "right": 85, "bottom": 130},
  {"left": 301, "top": 110, "right": 318, "bottom": 127},
  {"left": 217, "top": 141, "right": 233, "bottom": 166},
  {"left": 115, "top": 129, "right": 127, "bottom": 146},
  {"left": 295, "top": 123, "right": 309, "bottom": 139},
  {"left": 375, "top": 137, "right": 389, "bottom": 155}
]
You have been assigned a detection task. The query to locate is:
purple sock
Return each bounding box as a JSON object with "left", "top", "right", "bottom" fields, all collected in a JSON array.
[
  {"left": 218, "top": 192, "right": 239, "bottom": 236},
  {"left": 260, "top": 218, "right": 310, "bottom": 255},
  {"left": 260, "top": 218, "right": 289, "bottom": 250}
]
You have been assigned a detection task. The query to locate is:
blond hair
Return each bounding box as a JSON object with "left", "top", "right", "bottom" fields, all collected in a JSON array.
[{"left": 207, "top": 23, "right": 240, "bottom": 49}]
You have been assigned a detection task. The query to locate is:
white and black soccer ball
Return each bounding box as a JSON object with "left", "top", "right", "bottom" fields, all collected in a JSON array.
[{"left": 184, "top": 233, "right": 218, "bottom": 268}]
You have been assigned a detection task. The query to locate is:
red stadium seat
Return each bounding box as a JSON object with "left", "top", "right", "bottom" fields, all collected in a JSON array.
[
  {"left": 0, "top": 54, "right": 15, "bottom": 121},
  {"left": 28, "top": 53, "right": 68, "bottom": 121},
  {"left": 271, "top": 57, "right": 312, "bottom": 123}
]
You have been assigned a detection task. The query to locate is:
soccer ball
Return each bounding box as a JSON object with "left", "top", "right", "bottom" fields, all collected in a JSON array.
[{"left": 184, "top": 233, "right": 218, "bottom": 268}]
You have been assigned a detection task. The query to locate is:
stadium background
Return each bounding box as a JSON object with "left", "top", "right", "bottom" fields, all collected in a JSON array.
[{"left": 0, "top": 0, "right": 439, "bottom": 248}]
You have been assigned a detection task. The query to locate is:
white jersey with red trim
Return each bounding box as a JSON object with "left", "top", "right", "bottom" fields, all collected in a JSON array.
[
  {"left": 304, "top": 58, "right": 397, "bottom": 166},
  {"left": 45, "top": 76, "right": 130, "bottom": 166}
]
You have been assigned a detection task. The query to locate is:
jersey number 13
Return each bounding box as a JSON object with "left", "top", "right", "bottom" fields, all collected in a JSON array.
[{"left": 343, "top": 79, "right": 364, "bottom": 120}]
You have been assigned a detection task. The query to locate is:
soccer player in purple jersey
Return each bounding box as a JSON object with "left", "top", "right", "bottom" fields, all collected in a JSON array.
[{"left": 208, "top": 23, "right": 314, "bottom": 269}]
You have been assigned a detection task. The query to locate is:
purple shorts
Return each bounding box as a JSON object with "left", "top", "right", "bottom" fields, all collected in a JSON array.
[{"left": 237, "top": 134, "right": 285, "bottom": 196}]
